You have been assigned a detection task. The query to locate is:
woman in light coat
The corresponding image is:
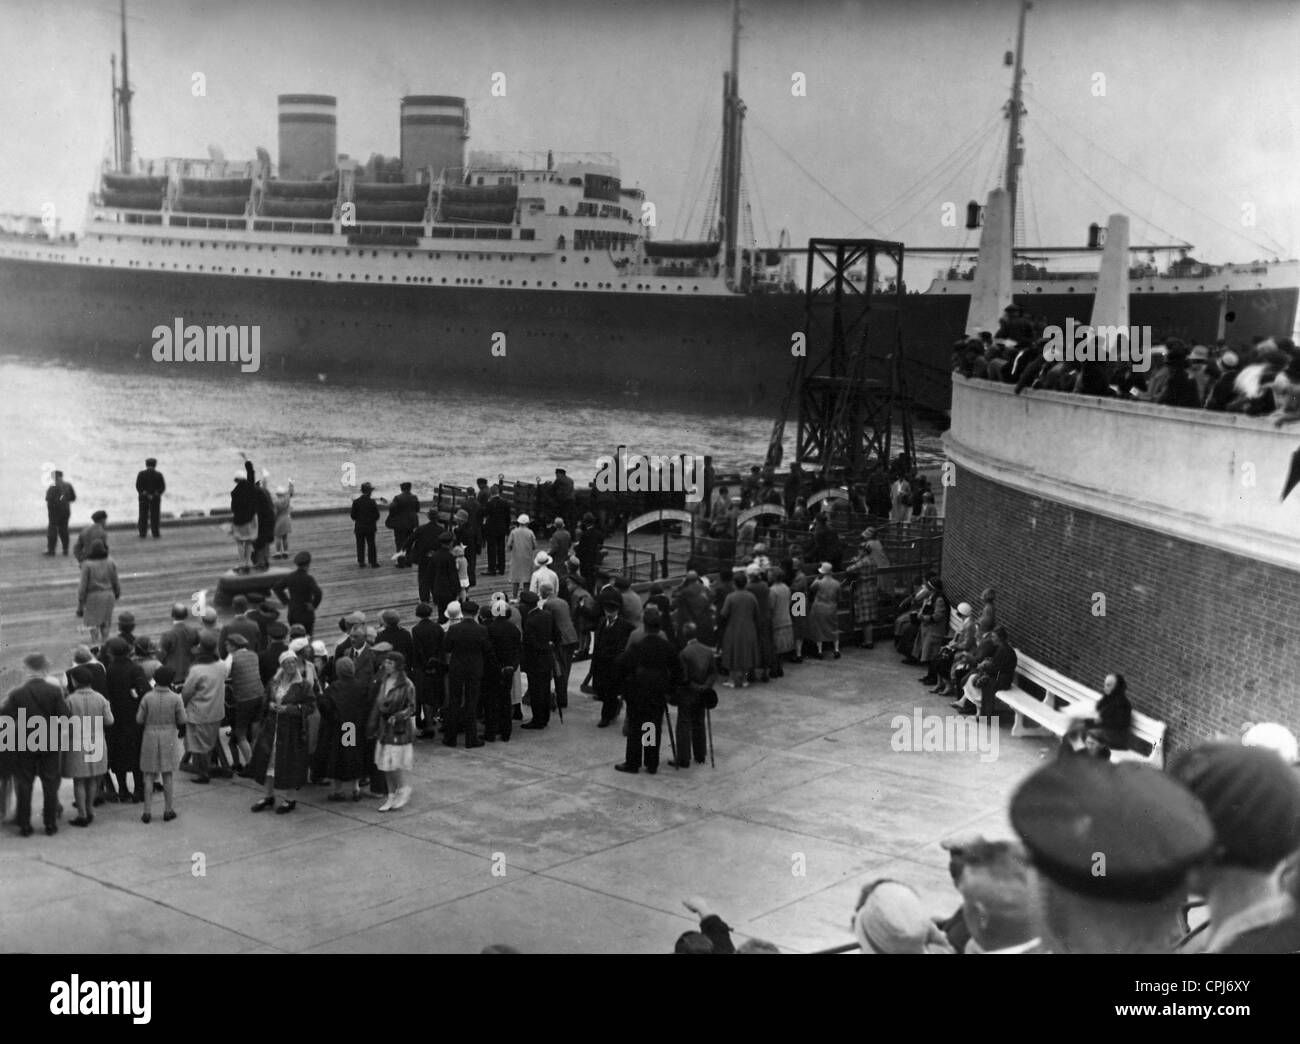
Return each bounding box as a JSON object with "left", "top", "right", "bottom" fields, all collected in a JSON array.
[
  {"left": 77, "top": 540, "right": 120, "bottom": 646},
  {"left": 506, "top": 514, "right": 537, "bottom": 598},
  {"left": 807, "top": 563, "right": 842, "bottom": 659}
]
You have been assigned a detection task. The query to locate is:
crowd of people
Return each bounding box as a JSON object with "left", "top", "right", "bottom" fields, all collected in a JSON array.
[{"left": 953, "top": 304, "right": 1300, "bottom": 420}]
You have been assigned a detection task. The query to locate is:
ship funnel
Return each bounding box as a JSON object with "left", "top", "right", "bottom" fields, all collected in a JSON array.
[
  {"left": 1087, "top": 213, "right": 1130, "bottom": 358},
  {"left": 401, "top": 96, "right": 468, "bottom": 184},
  {"left": 277, "top": 94, "right": 337, "bottom": 180},
  {"left": 965, "top": 187, "right": 1013, "bottom": 337}
]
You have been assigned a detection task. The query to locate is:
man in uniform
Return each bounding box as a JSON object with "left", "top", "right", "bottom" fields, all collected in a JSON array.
[
  {"left": 44, "top": 469, "right": 76, "bottom": 556},
  {"left": 136, "top": 457, "right": 166, "bottom": 539},
  {"left": 1010, "top": 756, "right": 1214, "bottom": 953},
  {"left": 613, "top": 607, "right": 682, "bottom": 774}
]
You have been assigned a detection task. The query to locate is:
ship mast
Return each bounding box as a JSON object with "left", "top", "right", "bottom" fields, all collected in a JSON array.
[
  {"left": 111, "top": 54, "right": 121, "bottom": 170},
  {"left": 1003, "top": 0, "right": 1030, "bottom": 249},
  {"left": 719, "top": 0, "right": 744, "bottom": 283},
  {"left": 117, "top": 0, "right": 134, "bottom": 172}
]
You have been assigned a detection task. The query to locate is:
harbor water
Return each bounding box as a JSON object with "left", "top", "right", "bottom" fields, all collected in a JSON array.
[{"left": 0, "top": 350, "right": 945, "bottom": 531}]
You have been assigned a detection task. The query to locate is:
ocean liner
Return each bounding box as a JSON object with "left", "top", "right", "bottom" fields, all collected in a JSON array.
[{"left": 0, "top": 0, "right": 1295, "bottom": 415}]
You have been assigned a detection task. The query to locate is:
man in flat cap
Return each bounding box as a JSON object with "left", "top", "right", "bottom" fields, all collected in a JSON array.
[
  {"left": 136, "top": 458, "right": 166, "bottom": 539},
  {"left": 1010, "top": 757, "right": 1214, "bottom": 953},
  {"left": 1170, "top": 743, "right": 1300, "bottom": 953},
  {"left": 219, "top": 595, "right": 263, "bottom": 657}
]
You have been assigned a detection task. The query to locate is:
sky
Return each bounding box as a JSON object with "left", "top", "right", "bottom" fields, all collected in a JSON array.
[{"left": 2, "top": 0, "right": 1297, "bottom": 266}]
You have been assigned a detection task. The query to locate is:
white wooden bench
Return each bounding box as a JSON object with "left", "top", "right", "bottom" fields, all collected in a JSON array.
[{"left": 950, "top": 610, "right": 1166, "bottom": 767}]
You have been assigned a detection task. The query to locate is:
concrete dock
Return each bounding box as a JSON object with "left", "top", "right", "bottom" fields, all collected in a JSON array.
[{"left": 0, "top": 513, "right": 1051, "bottom": 954}]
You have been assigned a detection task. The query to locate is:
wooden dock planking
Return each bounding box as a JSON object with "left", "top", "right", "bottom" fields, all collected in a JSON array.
[{"left": 0, "top": 511, "right": 690, "bottom": 689}]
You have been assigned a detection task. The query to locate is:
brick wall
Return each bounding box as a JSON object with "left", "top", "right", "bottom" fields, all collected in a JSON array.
[{"left": 942, "top": 469, "right": 1300, "bottom": 755}]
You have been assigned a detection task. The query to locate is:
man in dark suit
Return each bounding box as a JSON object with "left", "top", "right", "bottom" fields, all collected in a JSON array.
[
  {"left": 376, "top": 608, "right": 414, "bottom": 665},
  {"left": 219, "top": 595, "right": 263, "bottom": 656},
  {"left": 385, "top": 482, "right": 421, "bottom": 560},
  {"left": 484, "top": 600, "right": 521, "bottom": 742},
  {"left": 403, "top": 510, "right": 445, "bottom": 597},
  {"left": 409, "top": 603, "right": 445, "bottom": 737},
  {"left": 3, "top": 653, "right": 68, "bottom": 836},
  {"left": 159, "top": 602, "right": 199, "bottom": 683},
  {"left": 272, "top": 551, "right": 323, "bottom": 635},
  {"left": 135, "top": 457, "right": 166, "bottom": 539},
  {"left": 428, "top": 532, "right": 461, "bottom": 621},
  {"left": 483, "top": 484, "right": 512, "bottom": 576},
  {"left": 443, "top": 602, "right": 496, "bottom": 747},
  {"left": 593, "top": 589, "right": 634, "bottom": 727},
  {"left": 351, "top": 482, "right": 381, "bottom": 568},
  {"left": 44, "top": 469, "right": 76, "bottom": 556},
  {"left": 614, "top": 607, "right": 683, "bottom": 774},
  {"left": 518, "top": 590, "right": 558, "bottom": 730},
  {"left": 259, "top": 620, "right": 290, "bottom": 684}
]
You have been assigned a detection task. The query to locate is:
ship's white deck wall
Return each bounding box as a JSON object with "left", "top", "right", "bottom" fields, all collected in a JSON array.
[{"left": 943, "top": 377, "right": 1300, "bottom": 574}]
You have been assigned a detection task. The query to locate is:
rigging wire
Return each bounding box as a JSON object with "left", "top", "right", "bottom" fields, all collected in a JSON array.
[
  {"left": 1029, "top": 116, "right": 1188, "bottom": 246},
  {"left": 682, "top": 128, "right": 721, "bottom": 241},
  {"left": 1023, "top": 86, "right": 1284, "bottom": 257},
  {"left": 748, "top": 120, "right": 884, "bottom": 234},
  {"left": 883, "top": 122, "right": 1005, "bottom": 245},
  {"left": 845, "top": 110, "right": 1006, "bottom": 238},
  {"left": 742, "top": 130, "right": 772, "bottom": 247}
]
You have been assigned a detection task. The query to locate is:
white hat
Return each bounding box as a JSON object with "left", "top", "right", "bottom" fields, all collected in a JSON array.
[
  {"left": 534, "top": 551, "right": 552, "bottom": 566},
  {"left": 445, "top": 602, "right": 463, "bottom": 620},
  {"left": 957, "top": 602, "right": 973, "bottom": 617},
  {"left": 818, "top": 562, "right": 833, "bottom": 575},
  {"left": 276, "top": 486, "right": 288, "bottom": 496},
  {"left": 517, "top": 514, "right": 530, "bottom": 525},
  {"left": 288, "top": 637, "right": 310, "bottom": 653},
  {"left": 278, "top": 650, "right": 299, "bottom": 666},
  {"left": 1242, "top": 722, "right": 1299, "bottom": 764},
  {"left": 310, "top": 640, "right": 327, "bottom": 657}
]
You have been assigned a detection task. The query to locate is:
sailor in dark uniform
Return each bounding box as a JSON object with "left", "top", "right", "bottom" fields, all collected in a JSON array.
[
  {"left": 1010, "top": 757, "right": 1214, "bottom": 953},
  {"left": 44, "top": 470, "right": 76, "bottom": 555},
  {"left": 135, "top": 458, "right": 166, "bottom": 538},
  {"left": 271, "top": 551, "right": 323, "bottom": 635}
]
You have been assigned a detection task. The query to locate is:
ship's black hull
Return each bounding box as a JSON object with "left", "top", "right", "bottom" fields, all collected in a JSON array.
[{"left": 0, "top": 257, "right": 1294, "bottom": 417}]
